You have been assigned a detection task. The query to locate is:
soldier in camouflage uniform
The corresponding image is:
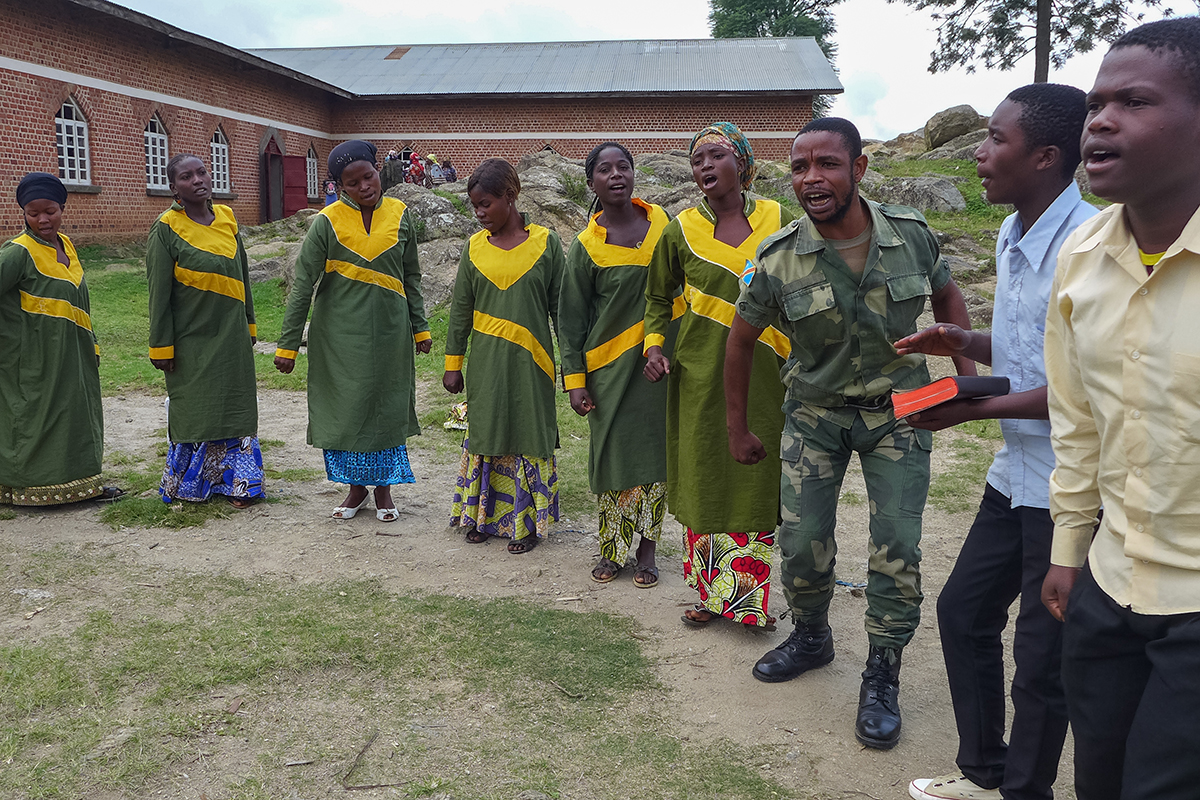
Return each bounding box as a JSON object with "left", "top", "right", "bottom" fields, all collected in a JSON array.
[{"left": 724, "top": 117, "right": 975, "bottom": 750}]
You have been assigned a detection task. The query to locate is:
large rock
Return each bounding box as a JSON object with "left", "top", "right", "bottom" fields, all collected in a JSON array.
[
  {"left": 921, "top": 128, "right": 988, "bottom": 161},
  {"left": 241, "top": 208, "right": 319, "bottom": 248},
  {"left": 636, "top": 184, "right": 705, "bottom": 218},
  {"left": 865, "top": 129, "right": 927, "bottom": 162},
  {"left": 384, "top": 182, "right": 476, "bottom": 241},
  {"left": 634, "top": 152, "right": 695, "bottom": 187},
  {"left": 246, "top": 241, "right": 301, "bottom": 285},
  {"left": 417, "top": 237, "right": 467, "bottom": 307},
  {"left": 924, "top": 105, "right": 986, "bottom": 150},
  {"left": 864, "top": 176, "right": 966, "bottom": 213}
]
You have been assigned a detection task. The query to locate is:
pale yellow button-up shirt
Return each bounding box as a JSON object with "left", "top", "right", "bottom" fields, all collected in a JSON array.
[{"left": 1046, "top": 203, "right": 1200, "bottom": 614}]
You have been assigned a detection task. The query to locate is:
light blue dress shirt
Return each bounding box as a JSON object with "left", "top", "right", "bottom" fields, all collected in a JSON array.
[{"left": 986, "top": 182, "right": 1097, "bottom": 509}]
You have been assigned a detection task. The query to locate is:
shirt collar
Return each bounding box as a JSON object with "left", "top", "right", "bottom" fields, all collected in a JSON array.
[
  {"left": 1073, "top": 202, "right": 1200, "bottom": 281},
  {"left": 697, "top": 193, "right": 755, "bottom": 224},
  {"left": 1002, "top": 182, "right": 1085, "bottom": 273},
  {"left": 792, "top": 199, "right": 904, "bottom": 255}
]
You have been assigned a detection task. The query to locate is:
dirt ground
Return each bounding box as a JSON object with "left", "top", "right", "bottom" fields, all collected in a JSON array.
[{"left": 1, "top": 389, "right": 1075, "bottom": 800}]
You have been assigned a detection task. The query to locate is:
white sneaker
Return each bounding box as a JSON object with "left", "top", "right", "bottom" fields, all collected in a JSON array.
[{"left": 909, "top": 772, "right": 1002, "bottom": 800}]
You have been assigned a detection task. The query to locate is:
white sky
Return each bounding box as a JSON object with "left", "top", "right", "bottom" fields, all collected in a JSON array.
[{"left": 120, "top": 0, "right": 1131, "bottom": 140}]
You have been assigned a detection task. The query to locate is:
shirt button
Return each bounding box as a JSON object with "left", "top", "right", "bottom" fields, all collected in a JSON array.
[
  {"left": 1139, "top": 288, "right": 1148, "bottom": 296},
  {"left": 1132, "top": 410, "right": 1142, "bottom": 419},
  {"left": 1137, "top": 524, "right": 1145, "bottom": 532},
  {"left": 826, "top": 298, "right": 834, "bottom": 307},
  {"left": 1131, "top": 350, "right": 1141, "bottom": 360},
  {"left": 1135, "top": 468, "right": 1143, "bottom": 477}
]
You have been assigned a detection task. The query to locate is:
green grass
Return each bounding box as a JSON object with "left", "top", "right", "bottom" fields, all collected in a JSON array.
[
  {"left": 562, "top": 172, "right": 591, "bottom": 208},
  {"left": 927, "top": 429, "right": 998, "bottom": 514},
  {"left": 98, "top": 495, "right": 234, "bottom": 529},
  {"left": 432, "top": 188, "right": 469, "bottom": 216},
  {"left": 263, "top": 466, "right": 324, "bottom": 482},
  {"left": 1, "top": 560, "right": 793, "bottom": 800}
]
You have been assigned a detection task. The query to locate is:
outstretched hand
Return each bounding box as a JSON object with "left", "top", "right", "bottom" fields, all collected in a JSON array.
[
  {"left": 644, "top": 346, "right": 670, "bottom": 383},
  {"left": 905, "top": 398, "right": 983, "bottom": 431},
  {"left": 894, "top": 324, "right": 972, "bottom": 357},
  {"left": 568, "top": 388, "right": 596, "bottom": 416}
]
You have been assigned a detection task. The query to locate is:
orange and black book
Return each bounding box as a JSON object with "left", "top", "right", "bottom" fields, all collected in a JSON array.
[{"left": 891, "top": 376, "right": 1010, "bottom": 419}]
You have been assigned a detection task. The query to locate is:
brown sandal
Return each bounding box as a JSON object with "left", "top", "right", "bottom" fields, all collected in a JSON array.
[
  {"left": 507, "top": 536, "right": 539, "bottom": 554},
  {"left": 464, "top": 528, "right": 489, "bottom": 544}
]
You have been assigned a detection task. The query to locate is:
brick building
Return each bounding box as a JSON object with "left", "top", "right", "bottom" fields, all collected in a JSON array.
[{"left": 0, "top": 0, "right": 840, "bottom": 242}]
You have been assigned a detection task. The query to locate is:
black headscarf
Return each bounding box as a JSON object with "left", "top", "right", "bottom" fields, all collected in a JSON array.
[
  {"left": 16, "top": 172, "right": 67, "bottom": 208},
  {"left": 328, "top": 141, "right": 377, "bottom": 181}
]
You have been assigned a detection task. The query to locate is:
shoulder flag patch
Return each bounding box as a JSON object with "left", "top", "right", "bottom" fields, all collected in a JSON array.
[{"left": 740, "top": 260, "right": 756, "bottom": 286}]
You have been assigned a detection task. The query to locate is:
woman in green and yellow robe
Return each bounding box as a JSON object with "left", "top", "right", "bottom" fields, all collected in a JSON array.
[
  {"left": 275, "top": 141, "right": 430, "bottom": 522},
  {"left": 644, "top": 123, "right": 793, "bottom": 628},
  {"left": 444, "top": 159, "right": 563, "bottom": 554},
  {"left": 147, "top": 154, "right": 263, "bottom": 507},
  {"left": 0, "top": 173, "right": 105, "bottom": 506},
  {"left": 559, "top": 142, "right": 681, "bottom": 587}
]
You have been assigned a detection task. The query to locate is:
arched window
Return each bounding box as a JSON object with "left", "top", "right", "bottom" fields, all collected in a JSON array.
[
  {"left": 144, "top": 115, "right": 169, "bottom": 190},
  {"left": 210, "top": 128, "right": 231, "bottom": 194},
  {"left": 306, "top": 146, "right": 319, "bottom": 199},
  {"left": 55, "top": 99, "right": 91, "bottom": 186}
]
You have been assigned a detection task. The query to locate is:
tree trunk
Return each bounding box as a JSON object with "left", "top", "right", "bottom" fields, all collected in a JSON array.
[{"left": 1034, "top": 0, "right": 1051, "bottom": 82}]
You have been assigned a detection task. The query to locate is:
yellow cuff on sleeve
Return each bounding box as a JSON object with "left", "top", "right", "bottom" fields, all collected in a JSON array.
[
  {"left": 643, "top": 333, "right": 666, "bottom": 354},
  {"left": 445, "top": 354, "right": 464, "bottom": 371},
  {"left": 563, "top": 373, "right": 586, "bottom": 391},
  {"left": 149, "top": 346, "right": 175, "bottom": 359},
  {"left": 1050, "top": 524, "right": 1095, "bottom": 569},
  {"left": 414, "top": 330, "right": 432, "bottom": 344},
  {"left": 248, "top": 323, "right": 257, "bottom": 338},
  {"left": 94, "top": 344, "right": 101, "bottom": 356},
  {"left": 275, "top": 348, "right": 299, "bottom": 360}
]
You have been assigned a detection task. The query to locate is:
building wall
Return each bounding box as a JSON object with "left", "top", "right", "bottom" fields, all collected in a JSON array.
[
  {"left": 0, "top": 0, "right": 336, "bottom": 242},
  {"left": 334, "top": 95, "right": 813, "bottom": 171}
]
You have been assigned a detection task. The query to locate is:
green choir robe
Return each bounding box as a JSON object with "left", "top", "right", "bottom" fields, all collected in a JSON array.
[
  {"left": 147, "top": 203, "right": 258, "bottom": 443},
  {"left": 445, "top": 217, "right": 563, "bottom": 459},
  {"left": 559, "top": 200, "right": 679, "bottom": 494},
  {"left": 277, "top": 196, "right": 430, "bottom": 452},
  {"left": 0, "top": 230, "right": 103, "bottom": 490},
  {"left": 643, "top": 196, "right": 794, "bottom": 534}
]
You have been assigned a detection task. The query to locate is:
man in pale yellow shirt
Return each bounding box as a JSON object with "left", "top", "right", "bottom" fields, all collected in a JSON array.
[{"left": 1040, "top": 16, "right": 1200, "bottom": 800}]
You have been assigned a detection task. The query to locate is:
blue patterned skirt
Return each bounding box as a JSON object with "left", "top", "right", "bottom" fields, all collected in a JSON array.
[
  {"left": 161, "top": 436, "right": 266, "bottom": 503},
  {"left": 323, "top": 445, "right": 416, "bottom": 486}
]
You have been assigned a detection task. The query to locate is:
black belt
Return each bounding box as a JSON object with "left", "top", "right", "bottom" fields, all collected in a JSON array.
[{"left": 840, "top": 394, "right": 892, "bottom": 411}]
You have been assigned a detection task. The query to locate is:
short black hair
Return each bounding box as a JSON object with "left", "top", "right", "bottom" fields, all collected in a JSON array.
[
  {"left": 1111, "top": 16, "right": 1200, "bottom": 102},
  {"left": 467, "top": 158, "right": 520, "bottom": 199},
  {"left": 796, "top": 117, "right": 862, "bottom": 160},
  {"left": 1005, "top": 83, "right": 1087, "bottom": 178}
]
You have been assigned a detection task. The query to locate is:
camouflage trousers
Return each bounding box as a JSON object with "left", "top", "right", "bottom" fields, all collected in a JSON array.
[{"left": 778, "top": 402, "right": 933, "bottom": 650}]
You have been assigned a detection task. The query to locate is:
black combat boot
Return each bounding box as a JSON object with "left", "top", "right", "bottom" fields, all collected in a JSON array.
[
  {"left": 751, "top": 617, "right": 835, "bottom": 683},
  {"left": 855, "top": 645, "right": 903, "bottom": 749}
]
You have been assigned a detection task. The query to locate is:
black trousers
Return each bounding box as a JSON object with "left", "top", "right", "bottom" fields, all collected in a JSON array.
[
  {"left": 1063, "top": 566, "right": 1200, "bottom": 800},
  {"left": 938, "top": 484, "right": 1067, "bottom": 800}
]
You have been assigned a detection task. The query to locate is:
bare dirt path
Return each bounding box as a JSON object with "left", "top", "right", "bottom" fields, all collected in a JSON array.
[{"left": 1, "top": 389, "right": 1075, "bottom": 800}]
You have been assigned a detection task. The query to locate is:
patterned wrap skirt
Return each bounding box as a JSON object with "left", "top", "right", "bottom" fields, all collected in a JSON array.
[
  {"left": 683, "top": 528, "right": 775, "bottom": 627},
  {"left": 323, "top": 445, "right": 416, "bottom": 486},
  {"left": 160, "top": 436, "right": 266, "bottom": 503},
  {"left": 598, "top": 482, "right": 666, "bottom": 564},
  {"left": 450, "top": 438, "right": 558, "bottom": 540},
  {"left": 1, "top": 475, "right": 104, "bottom": 506}
]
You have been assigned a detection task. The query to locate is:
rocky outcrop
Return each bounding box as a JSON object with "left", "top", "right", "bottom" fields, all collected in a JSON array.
[
  {"left": 246, "top": 242, "right": 302, "bottom": 286},
  {"left": 384, "top": 183, "right": 477, "bottom": 241},
  {"left": 921, "top": 128, "right": 988, "bottom": 161},
  {"left": 417, "top": 237, "right": 468, "bottom": 308},
  {"left": 924, "top": 105, "right": 986, "bottom": 150},
  {"left": 861, "top": 175, "right": 966, "bottom": 213}
]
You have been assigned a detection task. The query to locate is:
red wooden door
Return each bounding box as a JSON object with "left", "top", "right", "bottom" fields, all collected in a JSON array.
[{"left": 282, "top": 155, "right": 309, "bottom": 218}]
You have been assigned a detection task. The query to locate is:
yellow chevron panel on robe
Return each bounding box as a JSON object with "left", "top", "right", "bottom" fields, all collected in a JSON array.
[
  {"left": 578, "top": 200, "right": 669, "bottom": 268},
  {"left": 322, "top": 198, "right": 406, "bottom": 262},
  {"left": 468, "top": 225, "right": 550, "bottom": 290},
  {"left": 585, "top": 320, "right": 645, "bottom": 372},
  {"left": 14, "top": 233, "right": 83, "bottom": 287},
  {"left": 472, "top": 310, "right": 555, "bottom": 379},
  {"left": 686, "top": 287, "right": 791, "bottom": 359},
  {"left": 173, "top": 265, "right": 246, "bottom": 303},
  {"left": 19, "top": 290, "right": 92, "bottom": 332},
  {"left": 677, "top": 200, "right": 781, "bottom": 276},
  {"left": 162, "top": 205, "right": 239, "bottom": 259},
  {"left": 671, "top": 293, "right": 687, "bottom": 320},
  {"left": 324, "top": 259, "right": 406, "bottom": 296}
]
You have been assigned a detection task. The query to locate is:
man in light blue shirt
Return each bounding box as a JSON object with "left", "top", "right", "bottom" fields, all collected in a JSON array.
[{"left": 895, "top": 84, "right": 1098, "bottom": 800}]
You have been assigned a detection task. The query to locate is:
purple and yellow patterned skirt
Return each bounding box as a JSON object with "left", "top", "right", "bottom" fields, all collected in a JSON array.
[
  {"left": 683, "top": 528, "right": 775, "bottom": 627},
  {"left": 160, "top": 436, "right": 266, "bottom": 504},
  {"left": 450, "top": 439, "right": 558, "bottom": 540}
]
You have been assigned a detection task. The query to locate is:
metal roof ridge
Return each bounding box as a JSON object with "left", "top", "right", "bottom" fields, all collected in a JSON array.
[{"left": 247, "top": 36, "right": 821, "bottom": 52}]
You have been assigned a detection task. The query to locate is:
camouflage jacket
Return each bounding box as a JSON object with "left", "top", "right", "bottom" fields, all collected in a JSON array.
[{"left": 736, "top": 200, "right": 951, "bottom": 422}]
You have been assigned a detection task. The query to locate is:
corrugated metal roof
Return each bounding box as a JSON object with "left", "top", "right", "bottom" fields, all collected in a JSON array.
[{"left": 246, "top": 39, "right": 842, "bottom": 97}]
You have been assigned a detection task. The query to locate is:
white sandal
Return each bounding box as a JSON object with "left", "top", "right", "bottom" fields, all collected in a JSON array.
[
  {"left": 331, "top": 495, "right": 369, "bottom": 519},
  {"left": 376, "top": 507, "right": 399, "bottom": 522}
]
